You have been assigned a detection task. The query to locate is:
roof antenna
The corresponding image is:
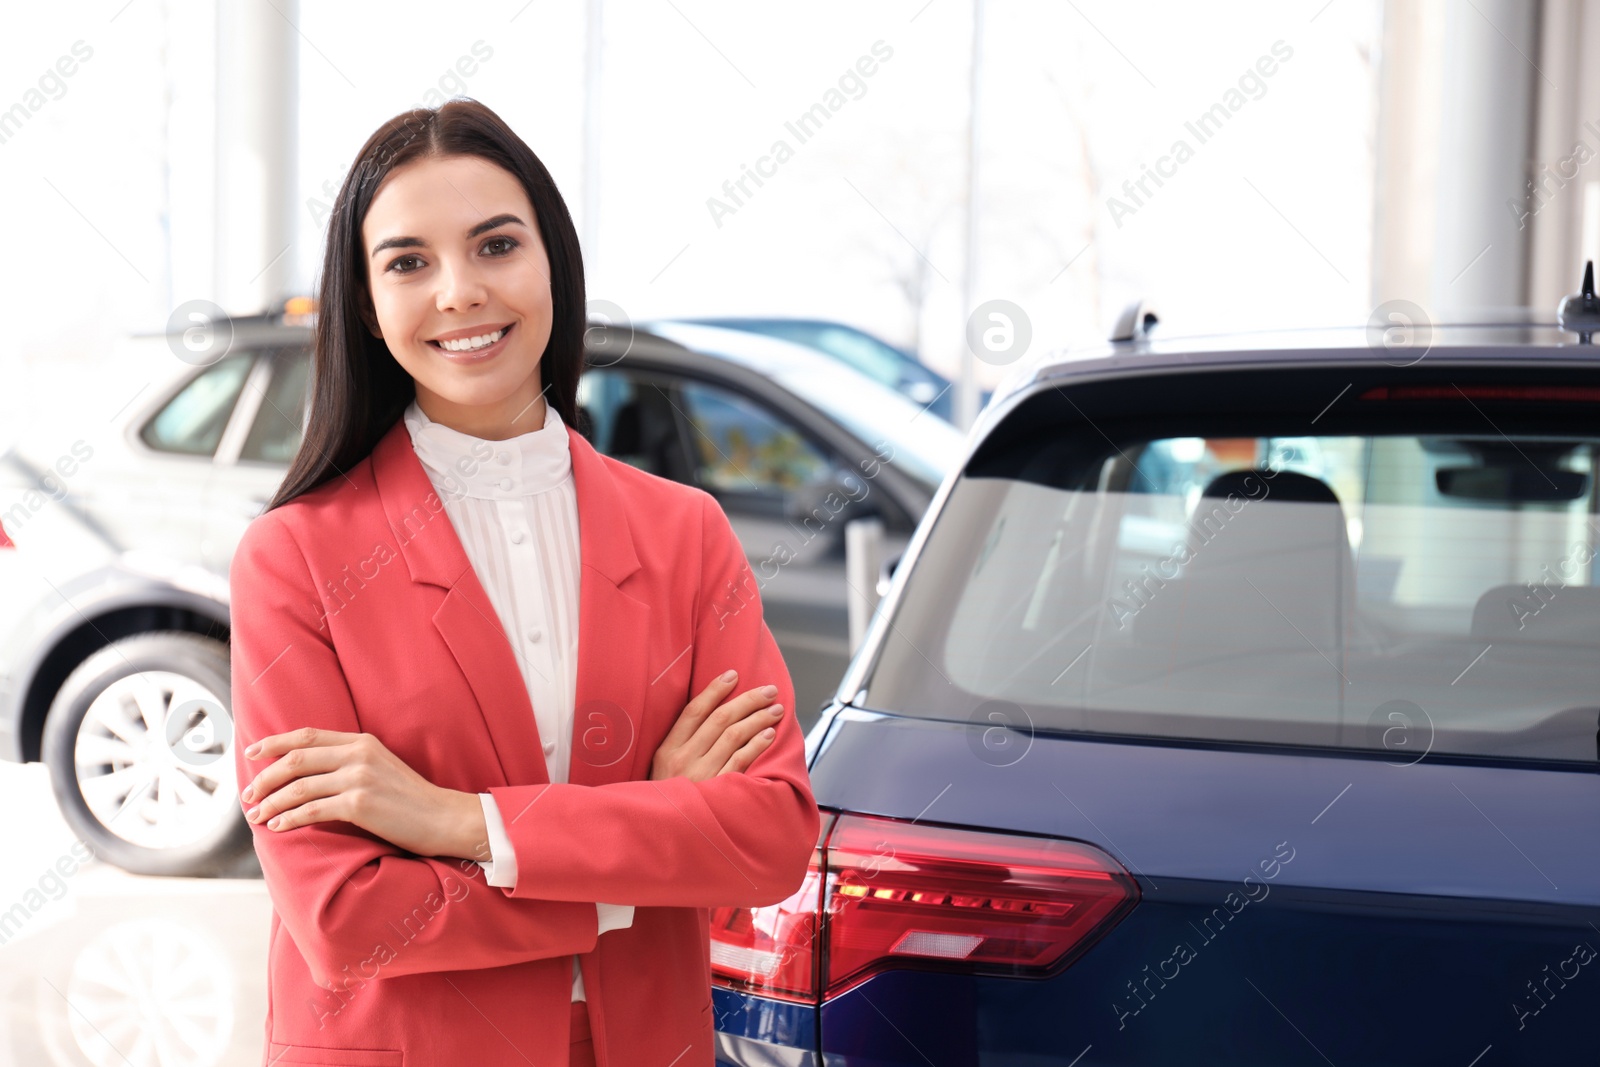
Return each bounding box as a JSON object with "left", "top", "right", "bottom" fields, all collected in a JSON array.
[
  {"left": 1558, "top": 260, "right": 1600, "bottom": 343},
  {"left": 1109, "top": 300, "right": 1159, "bottom": 343}
]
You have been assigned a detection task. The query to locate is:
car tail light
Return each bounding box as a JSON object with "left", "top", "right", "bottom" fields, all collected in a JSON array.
[
  {"left": 709, "top": 816, "right": 830, "bottom": 1003},
  {"left": 709, "top": 810, "right": 1139, "bottom": 1003},
  {"left": 823, "top": 813, "right": 1139, "bottom": 996}
]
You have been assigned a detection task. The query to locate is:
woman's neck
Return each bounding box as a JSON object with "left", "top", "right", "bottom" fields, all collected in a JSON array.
[{"left": 413, "top": 387, "right": 549, "bottom": 440}]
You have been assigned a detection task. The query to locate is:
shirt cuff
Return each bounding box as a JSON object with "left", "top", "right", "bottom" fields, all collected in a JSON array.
[
  {"left": 478, "top": 793, "right": 632, "bottom": 935},
  {"left": 596, "top": 902, "right": 635, "bottom": 934},
  {"left": 476, "top": 792, "right": 518, "bottom": 889}
]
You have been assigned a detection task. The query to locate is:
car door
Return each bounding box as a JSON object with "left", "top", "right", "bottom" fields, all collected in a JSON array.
[
  {"left": 578, "top": 365, "right": 867, "bottom": 728},
  {"left": 203, "top": 345, "right": 311, "bottom": 574},
  {"left": 88, "top": 349, "right": 262, "bottom": 572}
]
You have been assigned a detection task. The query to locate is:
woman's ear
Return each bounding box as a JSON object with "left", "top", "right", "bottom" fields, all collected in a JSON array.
[{"left": 358, "top": 295, "right": 384, "bottom": 339}]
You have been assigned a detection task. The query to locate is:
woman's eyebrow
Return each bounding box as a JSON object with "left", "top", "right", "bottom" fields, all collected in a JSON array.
[{"left": 369, "top": 213, "right": 528, "bottom": 258}]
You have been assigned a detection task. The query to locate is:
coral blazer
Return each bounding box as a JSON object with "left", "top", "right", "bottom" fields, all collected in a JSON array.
[{"left": 229, "top": 408, "right": 821, "bottom": 1067}]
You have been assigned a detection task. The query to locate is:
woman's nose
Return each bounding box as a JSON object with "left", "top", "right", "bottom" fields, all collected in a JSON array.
[{"left": 435, "top": 258, "right": 489, "bottom": 311}]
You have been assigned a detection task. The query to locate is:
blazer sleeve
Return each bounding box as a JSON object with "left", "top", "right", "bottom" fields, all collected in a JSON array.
[
  {"left": 229, "top": 511, "right": 601, "bottom": 987},
  {"left": 486, "top": 490, "right": 822, "bottom": 910},
  {"left": 477, "top": 794, "right": 636, "bottom": 932}
]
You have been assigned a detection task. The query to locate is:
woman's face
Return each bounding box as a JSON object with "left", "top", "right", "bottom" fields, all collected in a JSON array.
[{"left": 361, "top": 153, "right": 555, "bottom": 440}]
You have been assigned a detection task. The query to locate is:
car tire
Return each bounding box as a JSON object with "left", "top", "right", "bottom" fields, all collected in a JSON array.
[{"left": 41, "top": 630, "right": 252, "bottom": 878}]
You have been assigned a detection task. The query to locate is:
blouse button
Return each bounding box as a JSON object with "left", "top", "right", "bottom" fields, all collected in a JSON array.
[
  {"left": 510, "top": 529, "right": 526, "bottom": 544},
  {"left": 542, "top": 740, "right": 556, "bottom": 755},
  {"left": 526, "top": 627, "right": 543, "bottom": 643},
  {"left": 499, "top": 478, "right": 513, "bottom": 491},
  {"left": 497, "top": 451, "right": 511, "bottom": 465}
]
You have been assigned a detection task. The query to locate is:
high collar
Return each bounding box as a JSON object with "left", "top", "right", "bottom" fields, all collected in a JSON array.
[{"left": 402, "top": 397, "right": 571, "bottom": 501}]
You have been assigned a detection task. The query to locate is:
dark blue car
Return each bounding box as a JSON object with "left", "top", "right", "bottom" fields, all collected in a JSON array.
[
  {"left": 678, "top": 316, "right": 988, "bottom": 424},
  {"left": 709, "top": 311, "right": 1600, "bottom": 1064}
]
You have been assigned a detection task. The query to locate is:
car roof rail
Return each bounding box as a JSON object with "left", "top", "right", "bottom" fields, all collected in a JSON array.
[{"left": 1109, "top": 300, "right": 1159, "bottom": 343}]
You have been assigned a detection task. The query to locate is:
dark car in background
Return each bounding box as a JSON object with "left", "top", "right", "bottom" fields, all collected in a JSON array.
[
  {"left": 0, "top": 308, "right": 961, "bottom": 877},
  {"left": 709, "top": 310, "right": 1600, "bottom": 1065},
  {"left": 679, "top": 316, "right": 989, "bottom": 424}
]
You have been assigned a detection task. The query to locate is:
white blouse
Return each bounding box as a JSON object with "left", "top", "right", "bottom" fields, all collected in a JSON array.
[{"left": 403, "top": 397, "right": 634, "bottom": 1003}]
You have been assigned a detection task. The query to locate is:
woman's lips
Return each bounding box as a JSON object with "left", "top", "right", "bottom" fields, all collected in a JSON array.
[{"left": 429, "top": 323, "right": 514, "bottom": 364}]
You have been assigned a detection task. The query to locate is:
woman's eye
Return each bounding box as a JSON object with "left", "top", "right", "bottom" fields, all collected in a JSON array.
[{"left": 385, "top": 237, "right": 515, "bottom": 274}]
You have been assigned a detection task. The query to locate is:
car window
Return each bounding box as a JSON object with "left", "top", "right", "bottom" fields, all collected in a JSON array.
[
  {"left": 679, "top": 379, "right": 832, "bottom": 504},
  {"left": 239, "top": 348, "right": 311, "bottom": 463},
  {"left": 768, "top": 365, "right": 961, "bottom": 489},
  {"left": 866, "top": 375, "right": 1600, "bottom": 763},
  {"left": 140, "top": 353, "right": 255, "bottom": 457},
  {"left": 576, "top": 367, "right": 696, "bottom": 483}
]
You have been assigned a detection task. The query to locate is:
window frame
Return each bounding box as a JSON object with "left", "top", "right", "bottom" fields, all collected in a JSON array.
[
  {"left": 132, "top": 349, "right": 266, "bottom": 463},
  {"left": 577, "top": 364, "right": 701, "bottom": 484},
  {"left": 231, "top": 347, "right": 314, "bottom": 468}
]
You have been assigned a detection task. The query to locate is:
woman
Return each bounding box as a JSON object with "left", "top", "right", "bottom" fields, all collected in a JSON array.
[{"left": 228, "top": 99, "right": 820, "bottom": 1067}]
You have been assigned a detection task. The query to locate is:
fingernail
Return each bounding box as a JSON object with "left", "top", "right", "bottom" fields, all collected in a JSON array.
[
  {"left": 245, "top": 743, "right": 261, "bottom": 758},
  {"left": 267, "top": 817, "right": 280, "bottom": 830},
  {"left": 721, "top": 669, "right": 737, "bottom": 682},
  {"left": 241, "top": 785, "right": 255, "bottom": 803},
  {"left": 767, "top": 705, "right": 783, "bottom": 716},
  {"left": 246, "top": 806, "right": 260, "bottom": 821},
  {"left": 761, "top": 685, "right": 778, "bottom": 698},
  {"left": 760, "top": 728, "right": 775, "bottom": 738}
]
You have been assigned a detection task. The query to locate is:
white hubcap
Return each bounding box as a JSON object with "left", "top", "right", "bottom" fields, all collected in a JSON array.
[{"left": 73, "top": 671, "right": 236, "bottom": 851}]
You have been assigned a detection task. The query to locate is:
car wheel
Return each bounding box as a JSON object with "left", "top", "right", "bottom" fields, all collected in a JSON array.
[{"left": 41, "top": 631, "right": 251, "bottom": 877}]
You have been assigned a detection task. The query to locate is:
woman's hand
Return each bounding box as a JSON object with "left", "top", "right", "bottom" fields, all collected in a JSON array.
[
  {"left": 648, "top": 670, "right": 782, "bottom": 783},
  {"left": 239, "top": 728, "right": 470, "bottom": 858}
]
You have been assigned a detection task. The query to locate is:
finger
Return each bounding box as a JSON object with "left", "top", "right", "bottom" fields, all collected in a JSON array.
[
  {"left": 260, "top": 794, "right": 334, "bottom": 832},
  {"left": 717, "top": 725, "right": 777, "bottom": 777},
  {"left": 688, "top": 685, "right": 779, "bottom": 754},
  {"left": 244, "top": 726, "right": 360, "bottom": 762},
  {"left": 703, "top": 701, "right": 783, "bottom": 769},
  {"left": 249, "top": 770, "right": 343, "bottom": 829},
  {"left": 241, "top": 743, "right": 340, "bottom": 810},
  {"left": 659, "top": 670, "right": 740, "bottom": 751}
]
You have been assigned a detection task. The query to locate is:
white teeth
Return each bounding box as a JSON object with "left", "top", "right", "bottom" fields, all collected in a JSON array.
[{"left": 438, "top": 328, "right": 505, "bottom": 352}]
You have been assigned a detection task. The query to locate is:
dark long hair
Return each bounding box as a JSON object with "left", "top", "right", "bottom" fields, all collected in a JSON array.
[{"left": 266, "top": 99, "right": 587, "bottom": 513}]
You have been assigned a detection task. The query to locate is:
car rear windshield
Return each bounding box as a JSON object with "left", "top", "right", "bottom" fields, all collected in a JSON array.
[{"left": 862, "top": 364, "right": 1600, "bottom": 763}]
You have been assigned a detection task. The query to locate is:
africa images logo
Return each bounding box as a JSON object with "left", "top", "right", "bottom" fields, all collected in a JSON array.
[
  {"left": 1105, "top": 40, "right": 1294, "bottom": 229},
  {"left": 705, "top": 40, "right": 895, "bottom": 228}
]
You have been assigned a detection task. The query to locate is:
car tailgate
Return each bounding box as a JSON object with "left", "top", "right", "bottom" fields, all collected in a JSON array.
[{"left": 806, "top": 708, "right": 1599, "bottom": 1065}]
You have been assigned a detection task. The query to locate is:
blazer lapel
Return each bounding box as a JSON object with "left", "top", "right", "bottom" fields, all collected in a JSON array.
[
  {"left": 561, "top": 425, "right": 651, "bottom": 787},
  {"left": 370, "top": 411, "right": 650, "bottom": 790}
]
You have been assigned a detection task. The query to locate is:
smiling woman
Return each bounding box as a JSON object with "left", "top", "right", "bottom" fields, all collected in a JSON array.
[{"left": 230, "top": 99, "right": 819, "bottom": 1067}]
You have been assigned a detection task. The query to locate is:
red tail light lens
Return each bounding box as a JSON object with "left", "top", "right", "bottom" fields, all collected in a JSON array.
[
  {"left": 708, "top": 816, "right": 830, "bottom": 1003},
  {"left": 823, "top": 813, "right": 1139, "bottom": 997},
  {"left": 709, "top": 810, "right": 1140, "bottom": 1003}
]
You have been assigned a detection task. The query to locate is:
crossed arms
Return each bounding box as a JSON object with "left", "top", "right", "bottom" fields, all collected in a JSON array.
[{"left": 229, "top": 492, "right": 818, "bottom": 987}]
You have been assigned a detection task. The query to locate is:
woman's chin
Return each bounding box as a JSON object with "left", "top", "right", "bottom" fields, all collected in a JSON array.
[{"left": 418, "top": 373, "right": 545, "bottom": 417}]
